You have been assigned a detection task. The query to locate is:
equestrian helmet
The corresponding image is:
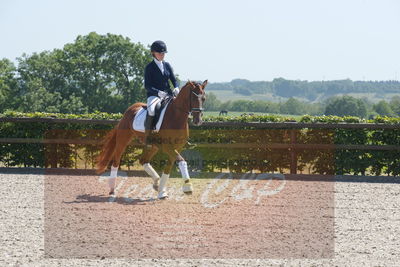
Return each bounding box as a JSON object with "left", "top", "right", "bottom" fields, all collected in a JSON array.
[{"left": 151, "top": 40, "right": 168, "bottom": 53}]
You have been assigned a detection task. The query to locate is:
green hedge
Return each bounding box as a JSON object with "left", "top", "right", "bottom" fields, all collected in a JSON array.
[
  {"left": 1, "top": 111, "right": 400, "bottom": 176},
  {"left": 0, "top": 111, "right": 116, "bottom": 168}
]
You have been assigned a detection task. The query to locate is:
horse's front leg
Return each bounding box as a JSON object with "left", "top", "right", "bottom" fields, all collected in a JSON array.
[
  {"left": 175, "top": 150, "right": 193, "bottom": 194},
  {"left": 154, "top": 146, "right": 186, "bottom": 199},
  {"left": 139, "top": 145, "right": 160, "bottom": 191},
  {"left": 164, "top": 149, "right": 193, "bottom": 194}
]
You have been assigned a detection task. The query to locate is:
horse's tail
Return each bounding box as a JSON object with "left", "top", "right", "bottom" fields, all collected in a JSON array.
[
  {"left": 95, "top": 102, "right": 145, "bottom": 174},
  {"left": 95, "top": 127, "right": 117, "bottom": 174}
]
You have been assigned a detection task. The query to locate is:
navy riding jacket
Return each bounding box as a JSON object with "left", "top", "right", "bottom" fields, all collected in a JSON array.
[{"left": 144, "top": 60, "right": 178, "bottom": 98}]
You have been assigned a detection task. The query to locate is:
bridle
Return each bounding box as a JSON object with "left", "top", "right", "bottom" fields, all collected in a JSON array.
[
  {"left": 174, "top": 82, "right": 205, "bottom": 115},
  {"left": 175, "top": 83, "right": 204, "bottom": 115},
  {"left": 190, "top": 90, "right": 205, "bottom": 115}
]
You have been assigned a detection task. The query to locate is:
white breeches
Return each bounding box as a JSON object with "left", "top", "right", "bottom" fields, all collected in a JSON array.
[{"left": 147, "top": 96, "right": 162, "bottom": 116}]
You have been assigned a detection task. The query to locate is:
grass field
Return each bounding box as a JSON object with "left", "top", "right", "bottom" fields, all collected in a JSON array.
[
  {"left": 203, "top": 111, "right": 303, "bottom": 120},
  {"left": 208, "top": 90, "right": 286, "bottom": 102},
  {"left": 208, "top": 90, "right": 396, "bottom": 104}
]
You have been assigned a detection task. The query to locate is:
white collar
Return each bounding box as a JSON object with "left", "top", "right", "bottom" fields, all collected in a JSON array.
[{"left": 153, "top": 58, "right": 164, "bottom": 65}]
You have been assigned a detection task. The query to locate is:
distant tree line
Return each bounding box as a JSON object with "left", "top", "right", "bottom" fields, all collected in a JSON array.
[
  {"left": 1, "top": 32, "right": 400, "bottom": 118},
  {"left": 207, "top": 78, "right": 400, "bottom": 101},
  {"left": 204, "top": 92, "right": 400, "bottom": 118}
]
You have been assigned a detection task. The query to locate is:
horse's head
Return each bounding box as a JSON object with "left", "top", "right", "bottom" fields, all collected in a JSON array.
[
  {"left": 187, "top": 80, "right": 207, "bottom": 126},
  {"left": 174, "top": 80, "right": 208, "bottom": 126}
]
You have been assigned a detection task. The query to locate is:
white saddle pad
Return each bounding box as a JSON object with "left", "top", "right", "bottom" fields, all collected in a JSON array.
[{"left": 132, "top": 103, "right": 170, "bottom": 133}]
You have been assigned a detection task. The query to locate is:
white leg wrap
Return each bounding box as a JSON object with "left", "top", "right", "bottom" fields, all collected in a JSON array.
[
  {"left": 158, "top": 173, "right": 169, "bottom": 199},
  {"left": 109, "top": 165, "right": 118, "bottom": 191},
  {"left": 110, "top": 165, "right": 118, "bottom": 177},
  {"left": 143, "top": 163, "right": 160, "bottom": 181},
  {"left": 178, "top": 161, "right": 190, "bottom": 181}
]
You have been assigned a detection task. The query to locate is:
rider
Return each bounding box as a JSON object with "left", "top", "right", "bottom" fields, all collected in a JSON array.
[{"left": 144, "top": 40, "right": 179, "bottom": 146}]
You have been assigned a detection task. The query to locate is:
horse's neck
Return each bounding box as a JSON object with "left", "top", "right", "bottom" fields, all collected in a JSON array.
[
  {"left": 172, "top": 85, "right": 190, "bottom": 112},
  {"left": 162, "top": 86, "right": 190, "bottom": 129}
]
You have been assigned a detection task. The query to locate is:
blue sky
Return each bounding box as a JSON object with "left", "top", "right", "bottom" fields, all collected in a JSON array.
[{"left": 1, "top": 0, "right": 399, "bottom": 82}]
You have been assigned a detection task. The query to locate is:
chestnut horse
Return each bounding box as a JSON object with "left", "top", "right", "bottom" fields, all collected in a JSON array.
[{"left": 96, "top": 80, "right": 207, "bottom": 199}]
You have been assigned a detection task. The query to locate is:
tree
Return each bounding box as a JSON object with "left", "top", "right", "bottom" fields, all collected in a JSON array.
[
  {"left": 264, "top": 101, "right": 280, "bottom": 114},
  {"left": 252, "top": 100, "right": 267, "bottom": 112},
  {"left": 233, "top": 87, "right": 252, "bottom": 96},
  {"left": 14, "top": 32, "right": 151, "bottom": 114},
  {"left": 18, "top": 78, "right": 61, "bottom": 113},
  {"left": 61, "top": 32, "right": 152, "bottom": 113},
  {"left": 389, "top": 96, "right": 400, "bottom": 116},
  {"left": 203, "top": 92, "right": 221, "bottom": 111},
  {"left": 272, "top": 78, "right": 306, "bottom": 98},
  {"left": 0, "top": 58, "right": 18, "bottom": 112},
  {"left": 324, "top": 95, "right": 367, "bottom": 118},
  {"left": 280, "top": 97, "right": 306, "bottom": 115},
  {"left": 230, "top": 100, "right": 251, "bottom": 112},
  {"left": 16, "top": 50, "right": 83, "bottom": 113},
  {"left": 219, "top": 100, "right": 233, "bottom": 111},
  {"left": 373, "top": 100, "right": 394, "bottom": 116}
]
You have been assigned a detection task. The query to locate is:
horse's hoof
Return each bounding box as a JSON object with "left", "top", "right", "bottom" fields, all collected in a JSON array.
[
  {"left": 109, "top": 190, "right": 115, "bottom": 195},
  {"left": 182, "top": 183, "right": 193, "bottom": 194},
  {"left": 158, "top": 191, "right": 168, "bottom": 199}
]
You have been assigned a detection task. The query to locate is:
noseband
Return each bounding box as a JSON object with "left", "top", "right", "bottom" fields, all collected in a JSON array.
[{"left": 190, "top": 91, "right": 204, "bottom": 114}]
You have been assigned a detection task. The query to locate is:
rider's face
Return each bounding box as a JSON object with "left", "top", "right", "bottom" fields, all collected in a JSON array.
[{"left": 153, "top": 52, "right": 165, "bottom": 61}]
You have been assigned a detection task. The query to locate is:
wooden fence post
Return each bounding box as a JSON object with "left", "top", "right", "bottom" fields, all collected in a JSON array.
[{"left": 290, "top": 129, "right": 297, "bottom": 174}]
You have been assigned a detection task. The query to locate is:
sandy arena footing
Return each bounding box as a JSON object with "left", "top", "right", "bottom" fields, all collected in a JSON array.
[{"left": 0, "top": 169, "right": 399, "bottom": 266}]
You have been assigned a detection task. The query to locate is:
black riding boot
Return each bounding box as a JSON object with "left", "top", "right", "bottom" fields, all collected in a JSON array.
[{"left": 144, "top": 114, "right": 155, "bottom": 147}]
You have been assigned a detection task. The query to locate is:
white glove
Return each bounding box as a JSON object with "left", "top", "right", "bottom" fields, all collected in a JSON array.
[
  {"left": 173, "top": 87, "right": 180, "bottom": 96},
  {"left": 158, "top": 90, "right": 168, "bottom": 99}
]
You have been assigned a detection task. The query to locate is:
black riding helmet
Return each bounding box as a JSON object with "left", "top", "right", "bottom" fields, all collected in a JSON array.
[{"left": 151, "top": 40, "right": 168, "bottom": 53}]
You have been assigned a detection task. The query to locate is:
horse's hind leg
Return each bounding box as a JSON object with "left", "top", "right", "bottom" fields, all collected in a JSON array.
[
  {"left": 139, "top": 145, "right": 160, "bottom": 191},
  {"left": 108, "top": 129, "right": 134, "bottom": 195}
]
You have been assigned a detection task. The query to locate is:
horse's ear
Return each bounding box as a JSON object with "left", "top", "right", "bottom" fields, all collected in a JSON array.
[
  {"left": 202, "top": 80, "right": 208, "bottom": 88},
  {"left": 188, "top": 80, "right": 194, "bottom": 87}
]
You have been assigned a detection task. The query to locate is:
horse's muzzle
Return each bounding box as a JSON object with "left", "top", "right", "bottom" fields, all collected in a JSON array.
[
  {"left": 191, "top": 113, "right": 203, "bottom": 126},
  {"left": 192, "top": 120, "right": 203, "bottom": 126}
]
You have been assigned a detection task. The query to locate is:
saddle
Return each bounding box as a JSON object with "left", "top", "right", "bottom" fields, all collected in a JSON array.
[{"left": 132, "top": 96, "right": 172, "bottom": 133}]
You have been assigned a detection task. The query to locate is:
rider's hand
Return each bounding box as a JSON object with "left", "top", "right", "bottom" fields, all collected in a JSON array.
[
  {"left": 172, "top": 87, "right": 179, "bottom": 97},
  {"left": 158, "top": 90, "right": 168, "bottom": 99}
]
